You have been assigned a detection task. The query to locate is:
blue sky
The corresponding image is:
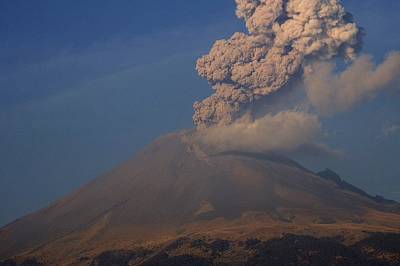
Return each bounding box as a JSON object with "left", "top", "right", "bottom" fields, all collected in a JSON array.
[{"left": 0, "top": 0, "right": 400, "bottom": 226}]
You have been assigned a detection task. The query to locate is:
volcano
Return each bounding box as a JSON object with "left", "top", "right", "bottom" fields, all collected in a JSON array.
[{"left": 1, "top": 132, "right": 400, "bottom": 265}]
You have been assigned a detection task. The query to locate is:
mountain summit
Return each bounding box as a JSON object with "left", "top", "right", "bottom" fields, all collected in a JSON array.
[{"left": 1, "top": 132, "right": 400, "bottom": 265}]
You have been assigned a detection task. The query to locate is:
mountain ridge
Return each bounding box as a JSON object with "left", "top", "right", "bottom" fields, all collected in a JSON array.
[
  {"left": 1, "top": 131, "right": 399, "bottom": 265},
  {"left": 317, "top": 169, "right": 397, "bottom": 205}
]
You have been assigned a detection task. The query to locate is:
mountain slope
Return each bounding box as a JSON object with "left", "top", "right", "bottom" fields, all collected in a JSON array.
[
  {"left": 1, "top": 131, "right": 399, "bottom": 265},
  {"left": 317, "top": 169, "right": 397, "bottom": 205}
]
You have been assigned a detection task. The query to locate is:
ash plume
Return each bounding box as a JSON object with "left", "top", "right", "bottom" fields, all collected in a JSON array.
[
  {"left": 195, "top": 111, "right": 321, "bottom": 153},
  {"left": 194, "top": 0, "right": 361, "bottom": 128},
  {"left": 304, "top": 52, "right": 400, "bottom": 116},
  {"left": 192, "top": 0, "right": 400, "bottom": 154}
]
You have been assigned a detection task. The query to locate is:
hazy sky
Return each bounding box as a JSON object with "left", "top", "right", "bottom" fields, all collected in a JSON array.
[{"left": 1, "top": 0, "right": 400, "bottom": 226}]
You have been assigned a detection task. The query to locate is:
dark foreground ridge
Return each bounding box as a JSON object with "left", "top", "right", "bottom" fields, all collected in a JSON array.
[{"left": 2, "top": 233, "right": 400, "bottom": 266}]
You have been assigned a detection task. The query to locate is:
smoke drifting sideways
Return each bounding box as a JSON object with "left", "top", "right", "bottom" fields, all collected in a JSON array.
[
  {"left": 194, "top": 0, "right": 400, "bottom": 155},
  {"left": 305, "top": 52, "right": 400, "bottom": 116},
  {"left": 198, "top": 111, "right": 320, "bottom": 153}
]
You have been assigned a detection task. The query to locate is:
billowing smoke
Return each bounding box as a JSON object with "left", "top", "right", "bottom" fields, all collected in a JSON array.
[
  {"left": 195, "top": 111, "right": 321, "bottom": 153},
  {"left": 305, "top": 52, "right": 400, "bottom": 116},
  {"left": 193, "top": 0, "right": 400, "bottom": 154},
  {"left": 194, "top": 0, "right": 361, "bottom": 128}
]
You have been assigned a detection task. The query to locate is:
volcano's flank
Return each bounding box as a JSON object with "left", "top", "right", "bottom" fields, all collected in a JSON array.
[{"left": 1, "top": 132, "right": 399, "bottom": 265}]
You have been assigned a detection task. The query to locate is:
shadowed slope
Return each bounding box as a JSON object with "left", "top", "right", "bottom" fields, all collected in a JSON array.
[{"left": 0, "top": 132, "right": 399, "bottom": 264}]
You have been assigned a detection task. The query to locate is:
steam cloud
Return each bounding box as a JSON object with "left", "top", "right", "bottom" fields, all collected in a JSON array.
[{"left": 193, "top": 0, "right": 400, "bottom": 153}]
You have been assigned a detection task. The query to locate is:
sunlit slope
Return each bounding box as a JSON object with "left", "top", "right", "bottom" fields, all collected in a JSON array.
[{"left": 1, "top": 132, "right": 399, "bottom": 261}]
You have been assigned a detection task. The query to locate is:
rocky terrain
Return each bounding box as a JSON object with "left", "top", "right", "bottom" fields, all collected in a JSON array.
[{"left": 1, "top": 132, "right": 399, "bottom": 265}]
